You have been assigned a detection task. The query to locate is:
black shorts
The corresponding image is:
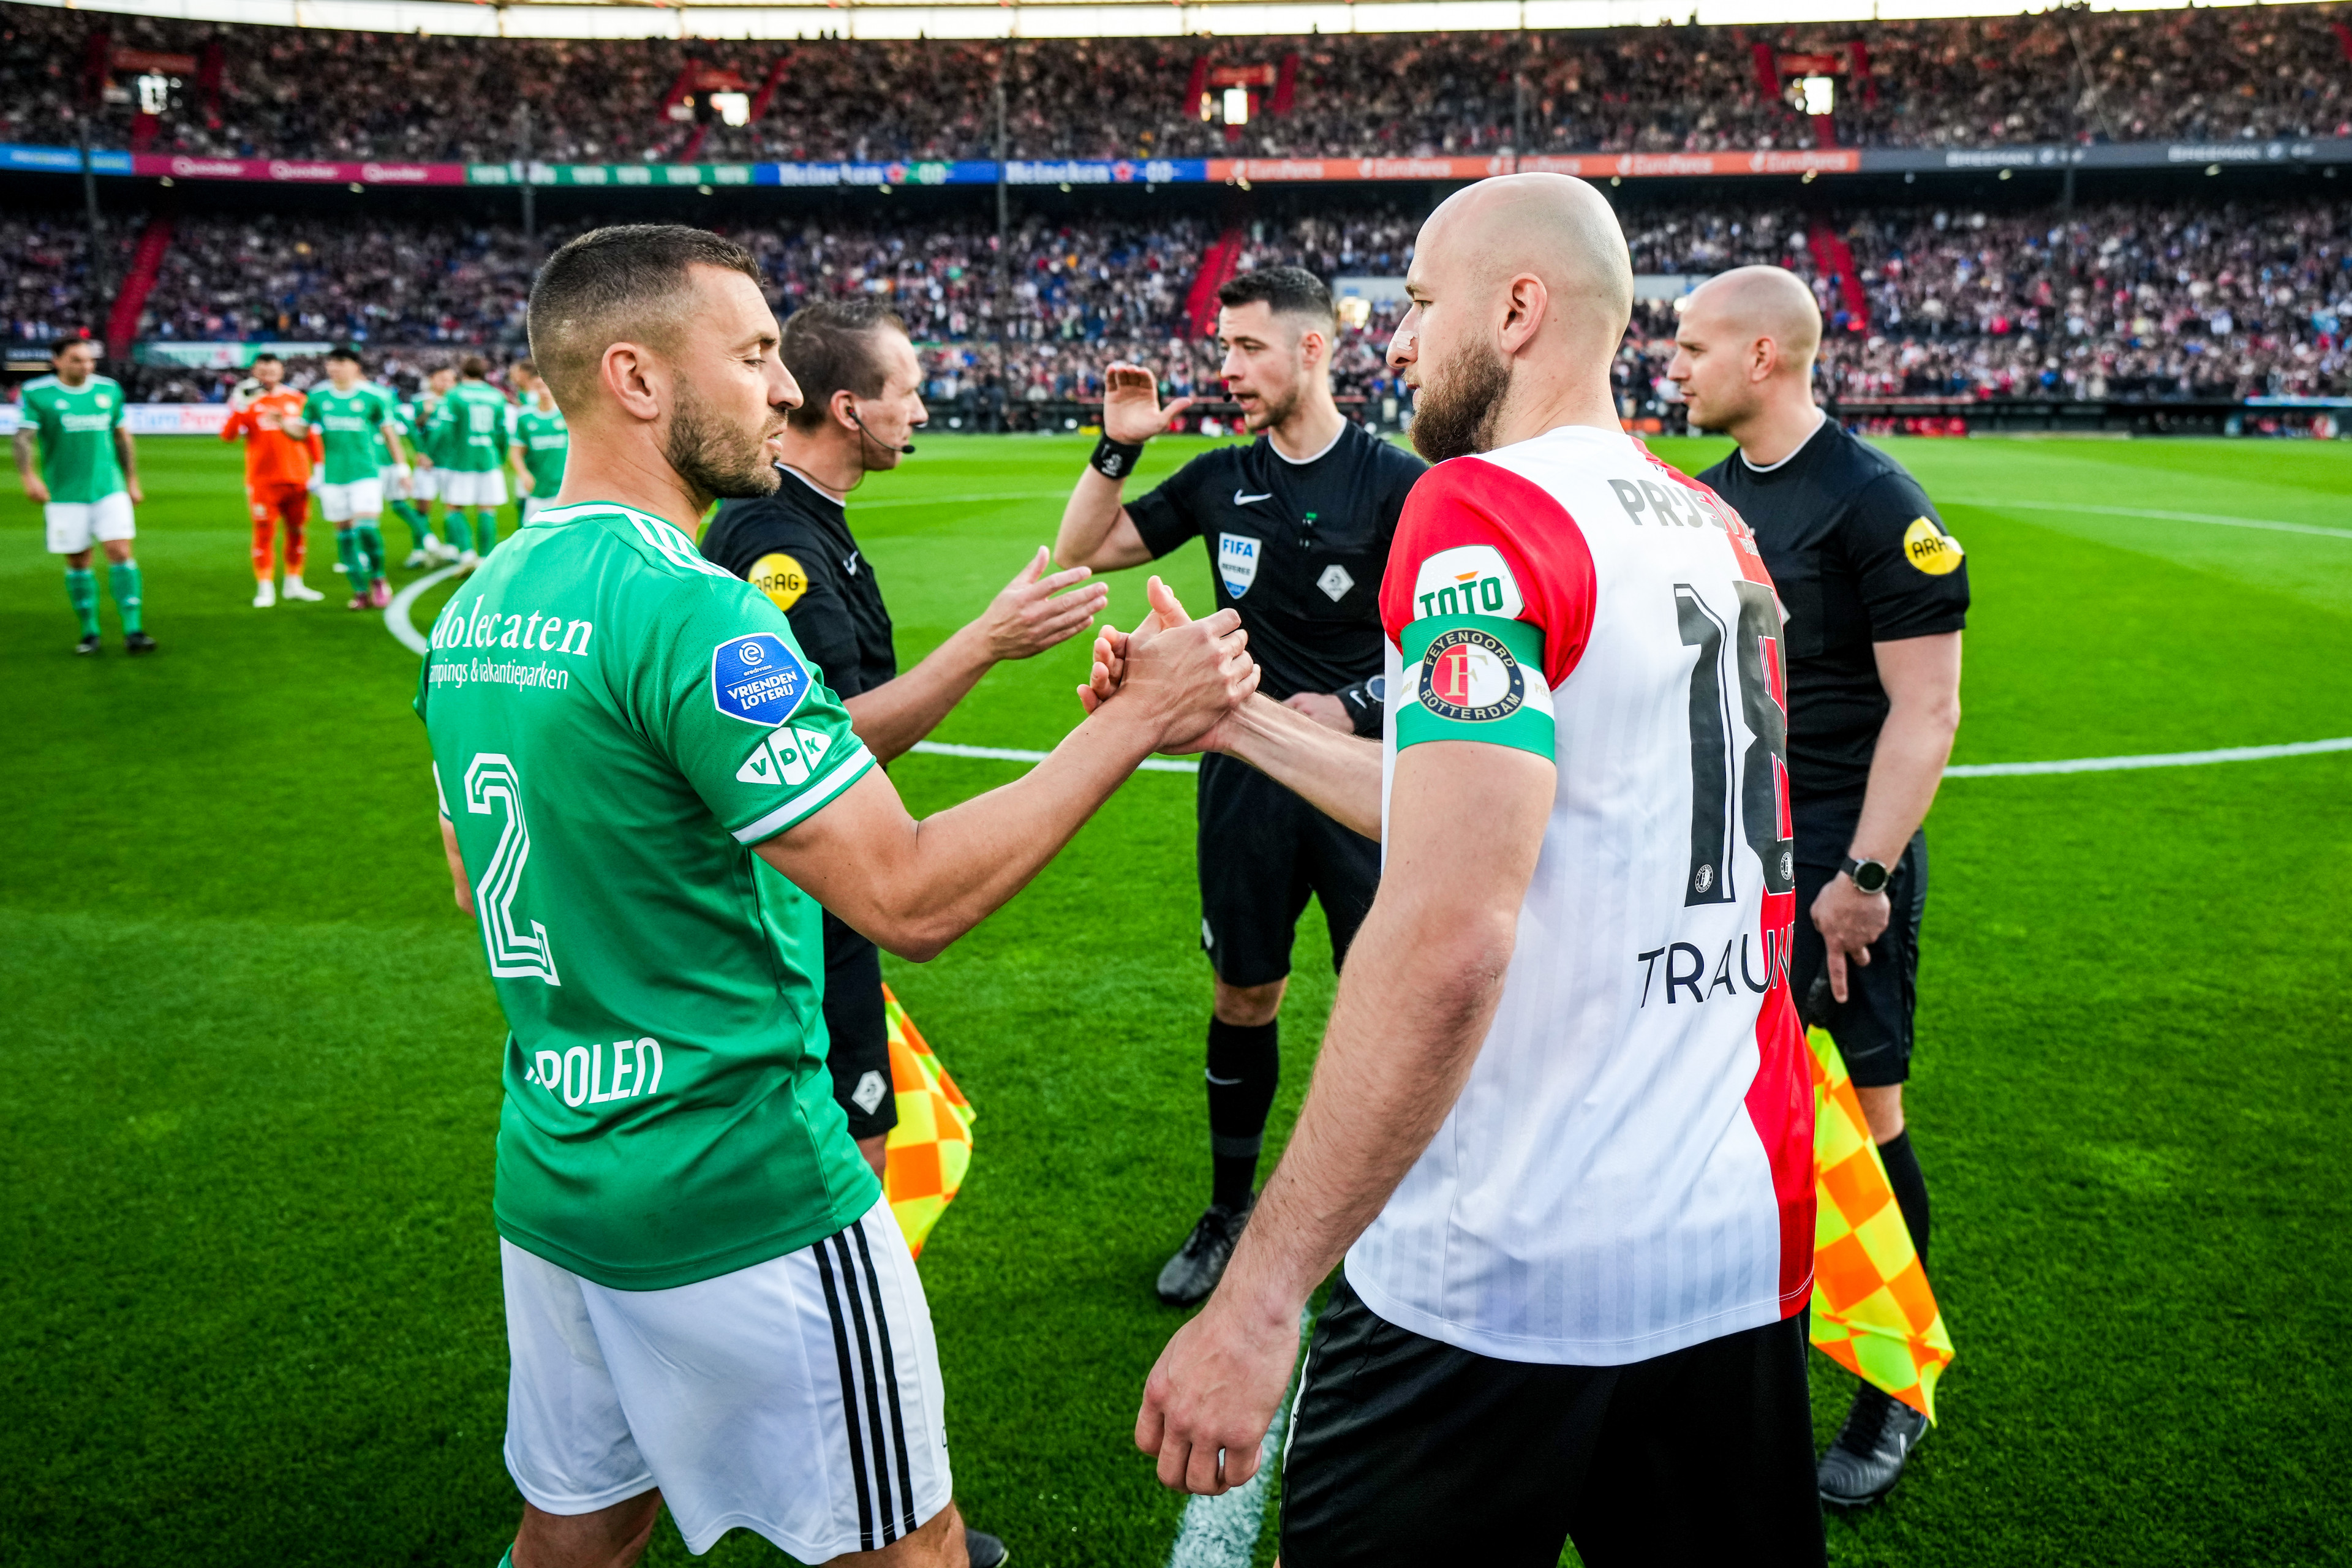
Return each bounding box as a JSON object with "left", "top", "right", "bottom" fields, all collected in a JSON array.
[
  {"left": 1281, "top": 1275, "right": 1825, "bottom": 1567},
  {"left": 820, "top": 911, "right": 896, "bottom": 1142},
  {"left": 1789, "top": 823, "right": 1928, "bottom": 1090},
  {"left": 1196, "top": 751, "right": 1380, "bottom": 989}
]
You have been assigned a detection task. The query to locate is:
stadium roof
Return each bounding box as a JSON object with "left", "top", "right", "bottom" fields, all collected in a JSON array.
[{"left": 13, "top": 0, "right": 2331, "bottom": 39}]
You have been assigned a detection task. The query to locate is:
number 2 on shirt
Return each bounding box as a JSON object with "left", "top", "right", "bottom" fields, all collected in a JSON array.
[{"left": 466, "top": 753, "right": 562, "bottom": 986}]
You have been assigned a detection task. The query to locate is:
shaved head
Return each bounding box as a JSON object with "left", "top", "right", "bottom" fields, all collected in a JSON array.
[
  {"left": 1390, "top": 173, "right": 1634, "bottom": 461},
  {"left": 1667, "top": 265, "right": 1825, "bottom": 440}
]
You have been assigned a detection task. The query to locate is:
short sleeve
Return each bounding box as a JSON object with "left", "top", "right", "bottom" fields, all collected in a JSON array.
[
  {"left": 1124, "top": 453, "right": 1213, "bottom": 559},
  {"left": 639, "top": 577, "right": 876, "bottom": 846},
  {"left": 1841, "top": 472, "right": 1970, "bottom": 643},
  {"left": 1378, "top": 458, "right": 1597, "bottom": 761},
  {"left": 108, "top": 386, "right": 126, "bottom": 429}
]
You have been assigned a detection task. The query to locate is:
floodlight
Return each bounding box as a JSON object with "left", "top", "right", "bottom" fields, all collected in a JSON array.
[
  {"left": 712, "top": 91, "right": 750, "bottom": 126},
  {"left": 1224, "top": 86, "right": 1250, "bottom": 126},
  {"left": 1801, "top": 76, "right": 1836, "bottom": 116},
  {"left": 136, "top": 74, "right": 172, "bottom": 115}
]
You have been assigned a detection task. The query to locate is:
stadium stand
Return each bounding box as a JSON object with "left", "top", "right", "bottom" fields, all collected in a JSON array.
[
  {"left": 7, "top": 197, "right": 2343, "bottom": 415},
  {"left": 4, "top": 2, "right": 2349, "bottom": 163}
]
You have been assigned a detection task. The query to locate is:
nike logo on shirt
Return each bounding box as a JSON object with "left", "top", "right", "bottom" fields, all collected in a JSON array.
[{"left": 1234, "top": 490, "right": 1273, "bottom": 506}]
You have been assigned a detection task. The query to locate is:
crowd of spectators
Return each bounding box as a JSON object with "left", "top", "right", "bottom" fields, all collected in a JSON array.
[
  {"left": 8, "top": 197, "right": 2345, "bottom": 412},
  {"left": 4, "top": 3, "right": 2348, "bottom": 166}
]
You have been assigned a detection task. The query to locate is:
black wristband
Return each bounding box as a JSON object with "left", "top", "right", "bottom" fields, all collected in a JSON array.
[
  {"left": 1336, "top": 674, "right": 1387, "bottom": 738},
  {"left": 1090, "top": 434, "right": 1145, "bottom": 480}
]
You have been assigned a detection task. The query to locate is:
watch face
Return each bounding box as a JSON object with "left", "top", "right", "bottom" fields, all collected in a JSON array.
[{"left": 1851, "top": 861, "right": 1891, "bottom": 894}]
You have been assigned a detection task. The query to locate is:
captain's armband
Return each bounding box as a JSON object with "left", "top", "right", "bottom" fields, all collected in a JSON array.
[{"left": 1395, "top": 614, "right": 1556, "bottom": 760}]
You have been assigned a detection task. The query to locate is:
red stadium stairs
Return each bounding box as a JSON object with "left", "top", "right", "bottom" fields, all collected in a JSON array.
[
  {"left": 1806, "top": 221, "right": 1869, "bottom": 335},
  {"left": 107, "top": 216, "right": 175, "bottom": 362},
  {"left": 1185, "top": 227, "right": 1246, "bottom": 340}
]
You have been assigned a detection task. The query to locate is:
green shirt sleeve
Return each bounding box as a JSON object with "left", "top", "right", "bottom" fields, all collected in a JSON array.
[{"left": 641, "top": 576, "right": 876, "bottom": 846}]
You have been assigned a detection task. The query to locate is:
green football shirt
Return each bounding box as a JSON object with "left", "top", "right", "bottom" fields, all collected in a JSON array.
[
  {"left": 301, "top": 382, "right": 397, "bottom": 485},
  {"left": 432, "top": 380, "right": 511, "bottom": 473},
  {"left": 415, "top": 499, "right": 883, "bottom": 1289},
  {"left": 20, "top": 374, "right": 127, "bottom": 503},
  {"left": 379, "top": 387, "right": 417, "bottom": 467},
  {"left": 513, "top": 404, "right": 570, "bottom": 497}
]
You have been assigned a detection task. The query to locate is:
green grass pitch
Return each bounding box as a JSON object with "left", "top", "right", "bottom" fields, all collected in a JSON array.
[{"left": 6, "top": 430, "right": 2351, "bottom": 1567}]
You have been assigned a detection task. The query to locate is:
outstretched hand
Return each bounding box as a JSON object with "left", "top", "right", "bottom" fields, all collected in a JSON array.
[
  {"left": 979, "top": 546, "right": 1110, "bottom": 662},
  {"left": 1074, "top": 577, "right": 1256, "bottom": 752},
  {"left": 1102, "top": 363, "right": 1197, "bottom": 446}
]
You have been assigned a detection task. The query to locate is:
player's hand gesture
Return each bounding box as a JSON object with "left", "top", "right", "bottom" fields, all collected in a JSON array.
[
  {"left": 124, "top": 477, "right": 143, "bottom": 503},
  {"left": 1101, "top": 362, "right": 1195, "bottom": 446},
  {"left": 1136, "top": 1293, "right": 1300, "bottom": 1495},
  {"left": 1084, "top": 577, "right": 1256, "bottom": 752},
  {"left": 980, "top": 545, "right": 1110, "bottom": 662}
]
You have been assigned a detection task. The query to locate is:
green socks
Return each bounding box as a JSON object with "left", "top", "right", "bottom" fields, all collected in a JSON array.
[
  {"left": 107, "top": 560, "right": 143, "bottom": 633},
  {"left": 66, "top": 567, "right": 99, "bottom": 638},
  {"left": 356, "top": 521, "right": 386, "bottom": 581},
  {"left": 471, "top": 509, "right": 500, "bottom": 556},
  {"left": 391, "top": 498, "right": 434, "bottom": 552},
  {"left": 336, "top": 527, "right": 364, "bottom": 586}
]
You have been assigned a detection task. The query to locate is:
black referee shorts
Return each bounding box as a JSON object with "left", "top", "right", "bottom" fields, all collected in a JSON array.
[
  {"left": 1789, "top": 826, "right": 1928, "bottom": 1090},
  {"left": 820, "top": 911, "right": 897, "bottom": 1142},
  {"left": 1195, "top": 752, "right": 1379, "bottom": 990},
  {"left": 1280, "top": 1275, "right": 1825, "bottom": 1567}
]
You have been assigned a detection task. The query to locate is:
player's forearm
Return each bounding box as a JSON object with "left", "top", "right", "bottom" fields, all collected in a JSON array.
[
  {"left": 13, "top": 430, "right": 36, "bottom": 486},
  {"left": 1054, "top": 469, "right": 1131, "bottom": 568},
  {"left": 114, "top": 430, "right": 138, "bottom": 482},
  {"left": 1214, "top": 694, "right": 1384, "bottom": 840},
  {"left": 1850, "top": 698, "right": 1959, "bottom": 863},
  {"left": 767, "top": 700, "right": 1168, "bottom": 961},
  {"left": 841, "top": 624, "right": 996, "bottom": 764},
  {"left": 1215, "top": 890, "right": 1518, "bottom": 1327}
]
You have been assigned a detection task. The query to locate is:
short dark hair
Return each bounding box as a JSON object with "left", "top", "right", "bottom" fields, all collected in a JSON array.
[
  {"left": 1218, "top": 266, "right": 1336, "bottom": 330},
  {"left": 458, "top": 354, "right": 489, "bottom": 379},
  {"left": 326, "top": 344, "right": 362, "bottom": 365},
  {"left": 251, "top": 352, "right": 282, "bottom": 366},
  {"left": 779, "top": 298, "right": 909, "bottom": 432},
  {"left": 50, "top": 335, "right": 92, "bottom": 359},
  {"left": 529, "top": 224, "right": 765, "bottom": 407},
  {"left": 511, "top": 357, "right": 537, "bottom": 377}
]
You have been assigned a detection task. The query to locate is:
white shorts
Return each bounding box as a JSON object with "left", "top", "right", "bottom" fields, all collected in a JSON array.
[
  {"left": 379, "top": 464, "right": 412, "bottom": 500},
  {"left": 319, "top": 477, "right": 385, "bottom": 523},
  {"left": 500, "top": 1198, "right": 951, "bottom": 1559},
  {"left": 412, "top": 467, "right": 442, "bottom": 502},
  {"left": 46, "top": 492, "right": 135, "bottom": 555},
  {"left": 439, "top": 469, "right": 508, "bottom": 508}
]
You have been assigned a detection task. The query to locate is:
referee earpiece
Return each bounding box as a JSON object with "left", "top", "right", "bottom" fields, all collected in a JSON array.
[{"left": 848, "top": 405, "right": 916, "bottom": 456}]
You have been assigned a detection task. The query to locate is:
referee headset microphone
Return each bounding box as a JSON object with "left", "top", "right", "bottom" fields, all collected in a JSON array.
[{"left": 850, "top": 404, "right": 915, "bottom": 456}]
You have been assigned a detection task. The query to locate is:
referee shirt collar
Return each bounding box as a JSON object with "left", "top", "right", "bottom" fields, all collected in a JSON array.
[{"left": 1735, "top": 409, "right": 1830, "bottom": 475}]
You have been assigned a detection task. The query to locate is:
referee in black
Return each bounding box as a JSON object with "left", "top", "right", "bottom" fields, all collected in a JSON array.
[
  {"left": 1053, "top": 266, "right": 1425, "bottom": 1306},
  {"left": 702, "top": 297, "right": 1107, "bottom": 1178},
  {"left": 1672, "top": 266, "right": 1969, "bottom": 1509}
]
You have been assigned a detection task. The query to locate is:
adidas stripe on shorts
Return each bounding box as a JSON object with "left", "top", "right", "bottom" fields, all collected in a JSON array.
[{"left": 499, "top": 1197, "right": 952, "bottom": 1558}]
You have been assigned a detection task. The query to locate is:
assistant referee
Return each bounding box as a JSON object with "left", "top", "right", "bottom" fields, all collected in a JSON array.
[
  {"left": 704, "top": 299, "right": 1108, "bottom": 1184},
  {"left": 1672, "top": 266, "right": 1969, "bottom": 1509},
  {"left": 1054, "top": 266, "right": 1425, "bottom": 1306}
]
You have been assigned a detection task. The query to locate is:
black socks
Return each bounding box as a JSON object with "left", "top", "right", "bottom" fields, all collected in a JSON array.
[
  {"left": 1876, "top": 1128, "right": 1931, "bottom": 1267},
  {"left": 1205, "top": 1017, "right": 1280, "bottom": 1211}
]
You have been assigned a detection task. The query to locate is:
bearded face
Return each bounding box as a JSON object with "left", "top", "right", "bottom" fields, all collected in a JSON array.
[
  {"left": 1408, "top": 335, "right": 1513, "bottom": 463},
  {"left": 666, "top": 370, "right": 783, "bottom": 501}
]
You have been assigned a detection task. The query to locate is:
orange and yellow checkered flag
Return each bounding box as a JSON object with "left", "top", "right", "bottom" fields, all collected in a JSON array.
[
  {"left": 881, "top": 985, "right": 976, "bottom": 1259},
  {"left": 1807, "top": 1026, "right": 1954, "bottom": 1422}
]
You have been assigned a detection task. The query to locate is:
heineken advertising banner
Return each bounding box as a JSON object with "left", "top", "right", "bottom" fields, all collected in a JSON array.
[{"left": 7, "top": 138, "right": 2348, "bottom": 189}]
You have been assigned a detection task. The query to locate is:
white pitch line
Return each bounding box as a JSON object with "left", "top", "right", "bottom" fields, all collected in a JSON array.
[
  {"left": 910, "top": 739, "right": 1199, "bottom": 774},
  {"left": 386, "top": 568, "right": 2352, "bottom": 782},
  {"left": 1943, "top": 736, "right": 2352, "bottom": 777},
  {"left": 1947, "top": 498, "right": 2352, "bottom": 541},
  {"left": 385, "top": 564, "right": 463, "bottom": 654}
]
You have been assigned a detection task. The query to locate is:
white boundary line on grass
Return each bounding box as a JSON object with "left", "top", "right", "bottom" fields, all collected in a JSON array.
[
  {"left": 386, "top": 564, "right": 462, "bottom": 655},
  {"left": 383, "top": 567, "right": 2352, "bottom": 780},
  {"left": 1947, "top": 498, "right": 2352, "bottom": 541}
]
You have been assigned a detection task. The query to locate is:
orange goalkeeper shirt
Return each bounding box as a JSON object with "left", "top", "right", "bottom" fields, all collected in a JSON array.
[{"left": 223, "top": 390, "right": 320, "bottom": 488}]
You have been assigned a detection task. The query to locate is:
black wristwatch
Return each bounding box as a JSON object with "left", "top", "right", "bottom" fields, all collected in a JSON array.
[
  {"left": 1841, "top": 856, "right": 1892, "bottom": 895},
  {"left": 1336, "top": 674, "right": 1387, "bottom": 738}
]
